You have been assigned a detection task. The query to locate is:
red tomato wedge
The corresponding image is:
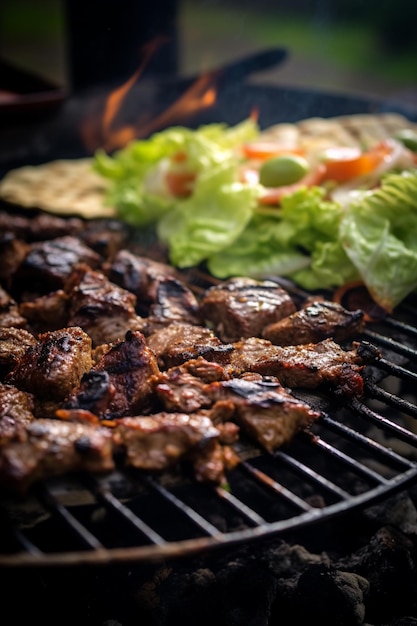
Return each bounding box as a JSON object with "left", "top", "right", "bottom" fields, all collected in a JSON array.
[
  {"left": 321, "top": 141, "right": 393, "bottom": 183},
  {"left": 241, "top": 142, "right": 305, "bottom": 160},
  {"left": 258, "top": 163, "right": 327, "bottom": 206},
  {"left": 166, "top": 170, "right": 196, "bottom": 197}
]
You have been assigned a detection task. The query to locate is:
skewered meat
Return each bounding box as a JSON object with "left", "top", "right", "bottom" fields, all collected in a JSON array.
[
  {"left": 227, "top": 337, "right": 380, "bottom": 397},
  {"left": 147, "top": 322, "right": 234, "bottom": 369},
  {"left": 0, "top": 417, "right": 114, "bottom": 492},
  {"left": 0, "top": 383, "right": 35, "bottom": 445},
  {"left": 262, "top": 300, "right": 365, "bottom": 345},
  {"left": 113, "top": 412, "right": 225, "bottom": 483},
  {"left": 0, "top": 209, "right": 84, "bottom": 241},
  {"left": 5, "top": 326, "right": 93, "bottom": 402},
  {"left": 0, "top": 327, "right": 37, "bottom": 378},
  {"left": 154, "top": 362, "right": 320, "bottom": 452},
  {"left": 200, "top": 277, "right": 296, "bottom": 342},
  {"left": 64, "top": 263, "right": 144, "bottom": 346}
]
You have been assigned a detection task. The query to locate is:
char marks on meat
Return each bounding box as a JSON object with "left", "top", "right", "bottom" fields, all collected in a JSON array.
[
  {"left": 262, "top": 299, "right": 365, "bottom": 345},
  {"left": 5, "top": 326, "right": 93, "bottom": 404},
  {"left": 147, "top": 322, "right": 234, "bottom": 369},
  {"left": 13, "top": 235, "right": 101, "bottom": 295},
  {"left": 70, "top": 329, "right": 160, "bottom": 419},
  {"left": 0, "top": 327, "right": 37, "bottom": 377},
  {"left": 0, "top": 383, "right": 34, "bottom": 445},
  {"left": 200, "top": 277, "right": 296, "bottom": 342},
  {"left": 114, "top": 412, "right": 225, "bottom": 483},
  {"left": 64, "top": 263, "right": 144, "bottom": 346},
  {"left": 0, "top": 218, "right": 378, "bottom": 492},
  {"left": 0, "top": 418, "right": 114, "bottom": 492},
  {"left": 227, "top": 337, "right": 380, "bottom": 397}
]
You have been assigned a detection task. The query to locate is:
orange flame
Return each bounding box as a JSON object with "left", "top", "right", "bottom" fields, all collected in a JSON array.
[{"left": 81, "top": 41, "right": 219, "bottom": 153}]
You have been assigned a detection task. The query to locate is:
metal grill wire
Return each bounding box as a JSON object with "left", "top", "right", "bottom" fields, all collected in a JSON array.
[{"left": 1, "top": 293, "right": 417, "bottom": 567}]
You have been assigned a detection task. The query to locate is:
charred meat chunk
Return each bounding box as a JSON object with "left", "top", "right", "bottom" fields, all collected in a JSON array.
[
  {"left": 153, "top": 357, "right": 226, "bottom": 413},
  {"left": 227, "top": 337, "right": 380, "bottom": 397},
  {"left": 13, "top": 235, "right": 101, "bottom": 294},
  {"left": 113, "top": 412, "right": 225, "bottom": 483},
  {"left": 145, "top": 277, "right": 202, "bottom": 331},
  {"left": 5, "top": 326, "right": 93, "bottom": 401},
  {"left": 262, "top": 300, "right": 365, "bottom": 345},
  {"left": 79, "top": 219, "right": 131, "bottom": 259},
  {"left": 147, "top": 322, "right": 234, "bottom": 370},
  {"left": 0, "top": 327, "right": 37, "bottom": 378},
  {"left": 64, "top": 371, "right": 115, "bottom": 417},
  {"left": 0, "top": 418, "right": 114, "bottom": 492},
  {"left": 0, "top": 209, "right": 84, "bottom": 241},
  {"left": 200, "top": 277, "right": 296, "bottom": 342},
  {"left": 214, "top": 376, "right": 321, "bottom": 453},
  {"left": 65, "top": 264, "right": 144, "bottom": 346},
  {"left": 105, "top": 249, "right": 181, "bottom": 315},
  {"left": 87, "top": 329, "right": 160, "bottom": 419},
  {"left": 0, "top": 285, "right": 27, "bottom": 328},
  {"left": 19, "top": 289, "right": 70, "bottom": 333},
  {"left": 0, "top": 231, "right": 29, "bottom": 290},
  {"left": 0, "top": 383, "right": 34, "bottom": 445}
]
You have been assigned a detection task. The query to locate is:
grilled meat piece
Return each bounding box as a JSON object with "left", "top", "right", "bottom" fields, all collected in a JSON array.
[
  {"left": 64, "top": 371, "right": 115, "bottom": 417},
  {"left": 0, "top": 231, "right": 29, "bottom": 289},
  {"left": 0, "top": 285, "right": 27, "bottom": 328},
  {"left": 154, "top": 362, "right": 320, "bottom": 453},
  {"left": 0, "top": 418, "right": 114, "bottom": 492},
  {"left": 262, "top": 300, "right": 365, "bottom": 345},
  {"left": 200, "top": 277, "right": 296, "bottom": 342},
  {"left": 215, "top": 376, "right": 321, "bottom": 453},
  {"left": 79, "top": 219, "right": 131, "bottom": 259},
  {"left": 65, "top": 264, "right": 144, "bottom": 346},
  {"left": 0, "top": 383, "right": 34, "bottom": 445},
  {"left": 105, "top": 249, "right": 181, "bottom": 315},
  {"left": 0, "top": 327, "right": 37, "bottom": 378},
  {"left": 19, "top": 290, "right": 70, "bottom": 332},
  {"left": 87, "top": 329, "right": 160, "bottom": 418},
  {"left": 13, "top": 235, "right": 101, "bottom": 295},
  {"left": 153, "top": 358, "right": 226, "bottom": 413},
  {"left": 227, "top": 337, "right": 379, "bottom": 397},
  {"left": 5, "top": 326, "right": 93, "bottom": 402},
  {"left": 146, "top": 322, "right": 234, "bottom": 369},
  {"left": 0, "top": 209, "right": 84, "bottom": 241},
  {"left": 113, "top": 412, "right": 225, "bottom": 483},
  {"left": 145, "top": 277, "right": 202, "bottom": 331}
]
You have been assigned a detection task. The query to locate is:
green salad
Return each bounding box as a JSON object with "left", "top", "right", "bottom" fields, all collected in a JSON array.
[{"left": 93, "top": 118, "right": 417, "bottom": 312}]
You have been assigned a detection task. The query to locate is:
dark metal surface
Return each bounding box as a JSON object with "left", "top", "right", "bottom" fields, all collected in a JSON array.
[{"left": 1, "top": 287, "right": 417, "bottom": 568}]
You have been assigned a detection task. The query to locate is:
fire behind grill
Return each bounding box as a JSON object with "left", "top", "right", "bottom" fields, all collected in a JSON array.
[{"left": 1, "top": 275, "right": 417, "bottom": 569}]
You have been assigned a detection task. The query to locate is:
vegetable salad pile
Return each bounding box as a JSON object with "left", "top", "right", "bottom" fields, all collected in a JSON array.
[{"left": 94, "top": 117, "right": 417, "bottom": 312}]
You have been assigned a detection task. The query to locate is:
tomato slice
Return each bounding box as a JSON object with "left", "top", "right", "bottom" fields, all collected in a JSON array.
[
  {"left": 322, "top": 141, "right": 393, "bottom": 183},
  {"left": 258, "top": 164, "right": 327, "bottom": 206},
  {"left": 166, "top": 171, "right": 196, "bottom": 197},
  {"left": 241, "top": 142, "right": 305, "bottom": 160}
]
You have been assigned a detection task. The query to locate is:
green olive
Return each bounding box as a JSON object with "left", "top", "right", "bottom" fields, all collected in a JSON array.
[
  {"left": 259, "top": 154, "right": 310, "bottom": 187},
  {"left": 394, "top": 128, "right": 417, "bottom": 153}
]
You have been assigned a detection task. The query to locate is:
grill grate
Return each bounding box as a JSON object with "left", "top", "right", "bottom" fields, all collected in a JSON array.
[{"left": 1, "top": 289, "right": 417, "bottom": 567}]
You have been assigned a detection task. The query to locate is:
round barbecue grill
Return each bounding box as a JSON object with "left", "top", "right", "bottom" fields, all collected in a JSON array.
[
  {"left": 1, "top": 279, "right": 417, "bottom": 568},
  {"left": 1, "top": 55, "right": 417, "bottom": 569}
]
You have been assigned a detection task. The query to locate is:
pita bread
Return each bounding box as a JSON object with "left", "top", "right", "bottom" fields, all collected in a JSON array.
[{"left": 0, "top": 158, "right": 116, "bottom": 219}]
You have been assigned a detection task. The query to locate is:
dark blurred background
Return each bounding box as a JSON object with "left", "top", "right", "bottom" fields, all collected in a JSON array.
[{"left": 1, "top": 0, "right": 416, "bottom": 108}]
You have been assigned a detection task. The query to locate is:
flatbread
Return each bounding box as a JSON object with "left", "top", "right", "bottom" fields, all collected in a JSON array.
[{"left": 0, "top": 158, "right": 116, "bottom": 219}]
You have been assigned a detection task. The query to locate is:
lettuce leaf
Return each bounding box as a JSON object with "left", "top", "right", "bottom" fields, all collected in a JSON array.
[
  {"left": 93, "top": 119, "right": 259, "bottom": 226},
  {"left": 339, "top": 170, "right": 417, "bottom": 311}
]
